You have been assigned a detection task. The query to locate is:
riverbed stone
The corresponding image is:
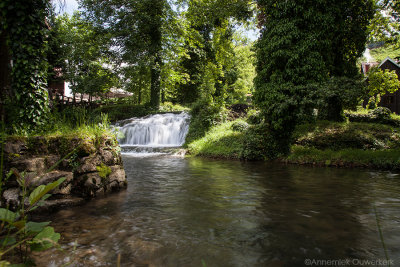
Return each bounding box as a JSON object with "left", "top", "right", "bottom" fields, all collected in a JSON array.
[
  {"left": 44, "top": 155, "right": 61, "bottom": 169},
  {"left": 2, "top": 188, "right": 20, "bottom": 210},
  {"left": 35, "top": 197, "right": 86, "bottom": 213},
  {"left": 109, "top": 166, "right": 126, "bottom": 183},
  {"left": 73, "top": 173, "right": 103, "bottom": 198},
  {"left": 12, "top": 158, "right": 47, "bottom": 173},
  {"left": 30, "top": 171, "right": 74, "bottom": 195},
  {"left": 76, "top": 154, "right": 103, "bottom": 174},
  {"left": 100, "top": 149, "right": 115, "bottom": 165},
  {"left": 4, "top": 140, "right": 27, "bottom": 155},
  {"left": 3, "top": 135, "right": 127, "bottom": 212},
  {"left": 106, "top": 166, "right": 127, "bottom": 191}
]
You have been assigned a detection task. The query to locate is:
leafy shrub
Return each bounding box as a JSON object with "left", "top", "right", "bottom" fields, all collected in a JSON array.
[
  {"left": 367, "top": 68, "right": 400, "bottom": 101},
  {"left": 370, "top": 107, "right": 391, "bottom": 120},
  {"left": 231, "top": 121, "right": 249, "bottom": 132},
  {"left": 346, "top": 108, "right": 400, "bottom": 126},
  {"left": 185, "top": 100, "right": 228, "bottom": 144},
  {"left": 367, "top": 99, "right": 377, "bottom": 109},
  {"left": 294, "top": 122, "right": 400, "bottom": 150},
  {"left": 92, "top": 104, "right": 151, "bottom": 122},
  {"left": 0, "top": 169, "right": 65, "bottom": 265},
  {"left": 317, "top": 77, "right": 367, "bottom": 122},
  {"left": 240, "top": 123, "right": 288, "bottom": 160},
  {"left": 246, "top": 109, "right": 262, "bottom": 124},
  {"left": 159, "top": 102, "right": 189, "bottom": 113},
  {"left": 227, "top": 104, "right": 249, "bottom": 120}
]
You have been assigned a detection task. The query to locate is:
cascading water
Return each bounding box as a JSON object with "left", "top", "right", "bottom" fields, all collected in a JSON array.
[{"left": 116, "top": 112, "right": 190, "bottom": 155}]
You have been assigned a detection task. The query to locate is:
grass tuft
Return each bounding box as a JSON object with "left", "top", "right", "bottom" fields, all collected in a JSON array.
[{"left": 187, "top": 121, "right": 245, "bottom": 159}]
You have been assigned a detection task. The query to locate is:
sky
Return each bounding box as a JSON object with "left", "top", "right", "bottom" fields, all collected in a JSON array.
[
  {"left": 55, "top": 0, "right": 259, "bottom": 41},
  {"left": 56, "top": 0, "right": 79, "bottom": 14}
]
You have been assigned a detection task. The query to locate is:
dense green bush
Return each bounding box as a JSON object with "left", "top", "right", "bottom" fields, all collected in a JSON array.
[
  {"left": 317, "top": 77, "right": 367, "bottom": 122},
  {"left": 370, "top": 107, "right": 391, "bottom": 120},
  {"left": 231, "top": 120, "right": 249, "bottom": 132},
  {"left": 184, "top": 100, "right": 228, "bottom": 144},
  {"left": 186, "top": 121, "right": 245, "bottom": 159},
  {"left": 240, "top": 123, "right": 287, "bottom": 160},
  {"left": 246, "top": 109, "right": 262, "bottom": 125},
  {"left": 346, "top": 108, "right": 400, "bottom": 126},
  {"left": 295, "top": 121, "right": 400, "bottom": 150},
  {"left": 91, "top": 104, "right": 152, "bottom": 122}
]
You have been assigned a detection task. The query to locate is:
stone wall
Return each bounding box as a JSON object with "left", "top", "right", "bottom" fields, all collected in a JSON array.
[{"left": 2, "top": 135, "right": 127, "bottom": 212}]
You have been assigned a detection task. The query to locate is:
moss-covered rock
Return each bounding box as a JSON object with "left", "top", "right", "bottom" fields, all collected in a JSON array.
[{"left": 2, "top": 134, "right": 127, "bottom": 213}]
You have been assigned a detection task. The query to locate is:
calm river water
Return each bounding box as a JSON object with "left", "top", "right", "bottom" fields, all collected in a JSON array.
[{"left": 34, "top": 155, "right": 400, "bottom": 266}]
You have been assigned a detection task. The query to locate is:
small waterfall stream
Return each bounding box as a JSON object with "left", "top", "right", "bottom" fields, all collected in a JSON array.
[{"left": 116, "top": 112, "right": 190, "bottom": 155}]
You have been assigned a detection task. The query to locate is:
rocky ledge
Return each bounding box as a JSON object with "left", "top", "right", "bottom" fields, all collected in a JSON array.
[{"left": 2, "top": 135, "right": 127, "bottom": 212}]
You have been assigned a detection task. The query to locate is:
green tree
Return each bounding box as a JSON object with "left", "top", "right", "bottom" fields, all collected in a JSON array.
[
  {"left": 52, "top": 13, "right": 116, "bottom": 101},
  {"left": 228, "top": 39, "right": 256, "bottom": 104},
  {"left": 318, "top": 77, "right": 367, "bottom": 121},
  {"left": 80, "top": 0, "right": 170, "bottom": 109},
  {"left": 1, "top": 0, "right": 51, "bottom": 131},
  {"left": 176, "top": 0, "right": 254, "bottom": 105},
  {"left": 369, "top": 0, "right": 400, "bottom": 45},
  {"left": 368, "top": 67, "right": 400, "bottom": 103},
  {"left": 254, "top": 0, "right": 375, "bottom": 158}
]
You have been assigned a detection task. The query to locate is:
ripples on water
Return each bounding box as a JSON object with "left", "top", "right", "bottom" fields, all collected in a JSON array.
[{"left": 33, "top": 155, "right": 400, "bottom": 266}]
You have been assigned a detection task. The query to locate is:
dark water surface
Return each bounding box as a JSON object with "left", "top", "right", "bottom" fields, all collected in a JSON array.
[{"left": 35, "top": 155, "right": 400, "bottom": 266}]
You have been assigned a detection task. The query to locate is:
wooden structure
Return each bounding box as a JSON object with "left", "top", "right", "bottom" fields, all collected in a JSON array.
[
  {"left": 377, "top": 57, "right": 400, "bottom": 114},
  {"left": 48, "top": 68, "right": 65, "bottom": 97},
  {"left": 361, "top": 57, "right": 400, "bottom": 114},
  {"left": 52, "top": 94, "right": 100, "bottom": 110}
]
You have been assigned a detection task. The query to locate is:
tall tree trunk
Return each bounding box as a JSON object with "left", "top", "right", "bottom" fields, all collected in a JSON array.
[
  {"left": 150, "top": 53, "right": 162, "bottom": 108},
  {"left": 148, "top": 0, "right": 164, "bottom": 109}
]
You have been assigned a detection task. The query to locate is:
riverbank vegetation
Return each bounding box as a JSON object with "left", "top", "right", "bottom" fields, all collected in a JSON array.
[
  {"left": 186, "top": 108, "right": 400, "bottom": 170},
  {"left": 3, "top": 0, "right": 400, "bottom": 264},
  {"left": 1, "top": 1, "right": 400, "bottom": 159},
  {"left": 1, "top": 0, "right": 400, "bottom": 163}
]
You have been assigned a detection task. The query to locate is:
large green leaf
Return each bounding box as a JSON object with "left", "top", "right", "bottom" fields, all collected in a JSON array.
[
  {"left": 0, "top": 236, "right": 16, "bottom": 246},
  {"left": 25, "top": 221, "right": 50, "bottom": 234},
  {"left": 30, "top": 226, "right": 60, "bottom": 252},
  {"left": 0, "top": 209, "right": 16, "bottom": 224},
  {"left": 28, "top": 177, "right": 66, "bottom": 206}
]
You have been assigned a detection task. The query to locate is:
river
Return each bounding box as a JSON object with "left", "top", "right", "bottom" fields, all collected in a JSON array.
[{"left": 34, "top": 154, "right": 400, "bottom": 267}]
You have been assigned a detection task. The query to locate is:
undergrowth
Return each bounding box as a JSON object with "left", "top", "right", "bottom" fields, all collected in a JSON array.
[
  {"left": 186, "top": 108, "right": 400, "bottom": 170},
  {"left": 187, "top": 121, "right": 244, "bottom": 159},
  {"left": 92, "top": 102, "right": 189, "bottom": 122},
  {"left": 287, "top": 146, "right": 400, "bottom": 169}
]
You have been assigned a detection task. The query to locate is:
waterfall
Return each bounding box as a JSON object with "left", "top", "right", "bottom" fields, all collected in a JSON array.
[{"left": 116, "top": 112, "right": 190, "bottom": 155}]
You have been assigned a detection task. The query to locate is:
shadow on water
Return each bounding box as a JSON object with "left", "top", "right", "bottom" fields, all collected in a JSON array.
[{"left": 33, "top": 156, "right": 400, "bottom": 267}]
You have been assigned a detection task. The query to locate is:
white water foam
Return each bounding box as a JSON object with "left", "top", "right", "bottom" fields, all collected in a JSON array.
[{"left": 116, "top": 112, "right": 190, "bottom": 156}]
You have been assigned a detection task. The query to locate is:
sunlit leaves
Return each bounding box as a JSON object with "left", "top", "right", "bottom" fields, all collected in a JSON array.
[
  {"left": 53, "top": 13, "right": 117, "bottom": 97},
  {"left": 368, "top": 67, "right": 400, "bottom": 96}
]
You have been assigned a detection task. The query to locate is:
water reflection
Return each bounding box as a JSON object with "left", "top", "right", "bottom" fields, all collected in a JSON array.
[{"left": 33, "top": 156, "right": 400, "bottom": 266}]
